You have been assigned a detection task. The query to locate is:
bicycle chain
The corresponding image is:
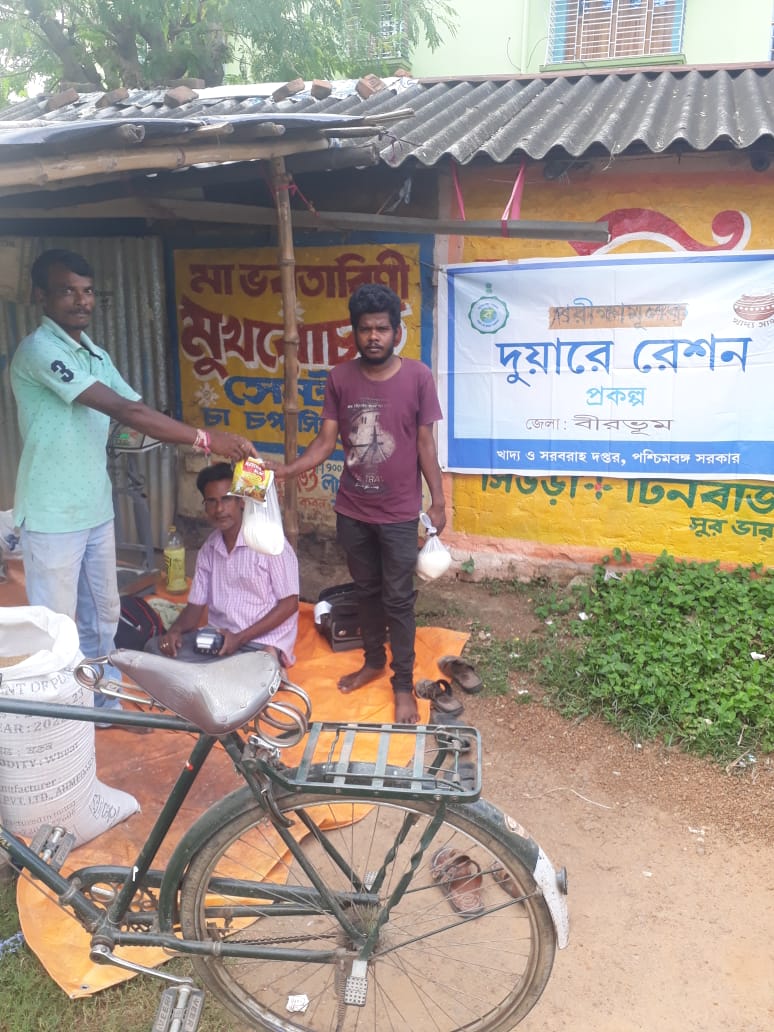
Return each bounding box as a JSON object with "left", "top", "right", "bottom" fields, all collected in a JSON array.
[{"left": 216, "top": 930, "right": 341, "bottom": 946}]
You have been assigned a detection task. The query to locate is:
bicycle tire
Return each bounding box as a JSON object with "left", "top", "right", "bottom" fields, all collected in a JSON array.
[{"left": 179, "top": 782, "right": 557, "bottom": 1032}]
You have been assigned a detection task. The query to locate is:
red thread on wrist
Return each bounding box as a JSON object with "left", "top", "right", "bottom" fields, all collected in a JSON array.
[{"left": 193, "top": 428, "right": 211, "bottom": 455}]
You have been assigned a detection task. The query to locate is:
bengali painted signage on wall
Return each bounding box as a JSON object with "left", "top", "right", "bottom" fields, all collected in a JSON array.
[
  {"left": 439, "top": 251, "right": 774, "bottom": 481},
  {"left": 173, "top": 243, "right": 423, "bottom": 526},
  {"left": 173, "top": 243, "right": 422, "bottom": 454}
]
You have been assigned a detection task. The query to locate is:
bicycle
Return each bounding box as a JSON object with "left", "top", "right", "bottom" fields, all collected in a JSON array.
[{"left": 0, "top": 646, "right": 569, "bottom": 1032}]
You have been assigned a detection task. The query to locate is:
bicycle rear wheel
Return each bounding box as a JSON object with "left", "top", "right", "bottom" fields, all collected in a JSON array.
[{"left": 179, "top": 788, "right": 556, "bottom": 1032}]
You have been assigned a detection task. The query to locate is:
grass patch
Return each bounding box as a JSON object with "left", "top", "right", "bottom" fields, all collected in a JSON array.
[
  {"left": 0, "top": 880, "right": 241, "bottom": 1032},
  {"left": 529, "top": 553, "right": 774, "bottom": 762},
  {"left": 461, "top": 627, "right": 520, "bottom": 694},
  {"left": 455, "top": 578, "right": 566, "bottom": 697}
]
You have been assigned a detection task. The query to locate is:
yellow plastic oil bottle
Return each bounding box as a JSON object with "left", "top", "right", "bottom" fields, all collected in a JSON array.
[{"left": 163, "top": 525, "right": 187, "bottom": 594}]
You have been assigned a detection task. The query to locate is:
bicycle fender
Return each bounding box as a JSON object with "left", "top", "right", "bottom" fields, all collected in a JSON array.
[
  {"left": 157, "top": 785, "right": 256, "bottom": 931},
  {"left": 532, "top": 847, "right": 570, "bottom": 949},
  {"left": 454, "top": 798, "right": 570, "bottom": 950}
]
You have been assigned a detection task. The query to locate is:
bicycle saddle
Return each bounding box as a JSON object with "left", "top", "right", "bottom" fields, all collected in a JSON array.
[{"left": 108, "top": 648, "right": 282, "bottom": 734}]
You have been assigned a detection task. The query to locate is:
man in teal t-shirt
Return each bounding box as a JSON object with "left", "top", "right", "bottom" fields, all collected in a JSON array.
[
  {"left": 11, "top": 249, "right": 258, "bottom": 719},
  {"left": 13, "top": 314, "right": 141, "bottom": 535}
]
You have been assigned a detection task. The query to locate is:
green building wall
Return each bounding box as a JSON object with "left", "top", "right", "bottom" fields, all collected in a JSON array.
[{"left": 410, "top": 0, "right": 773, "bottom": 78}]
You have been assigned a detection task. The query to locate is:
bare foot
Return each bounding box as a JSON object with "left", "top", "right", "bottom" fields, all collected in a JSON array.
[
  {"left": 338, "top": 664, "right": 386, "bottom": 693},
  {"left": 394, "top": 692, "right": 419, "bottom": 724}
]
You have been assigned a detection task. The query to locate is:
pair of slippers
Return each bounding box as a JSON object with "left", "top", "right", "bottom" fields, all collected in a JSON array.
[
  {"left": 430, "top": 848, "right": 524, "bottom": 919},
  {"left": 437, "top": 655, "right": 483, "bottom": 695},
  {"left": 415, "top": 655, "right": 482, "bottom": 721},
  {"left": 415, "top": 677, "right": 464, "bottom": 718},
  {"left": 430, "top": 846, "right": 484, "bottom": 917}
]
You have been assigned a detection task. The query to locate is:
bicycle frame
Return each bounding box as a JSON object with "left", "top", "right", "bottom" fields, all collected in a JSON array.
[
  {"left": 0, "top": 694, "right": 474, "bottom": 966},
  {"left": 0, "top": 664, "right": 571, "bottom": 1032}
]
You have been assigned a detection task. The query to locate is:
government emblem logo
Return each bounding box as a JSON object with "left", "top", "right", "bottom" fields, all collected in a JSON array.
[{"left": 468, "top": 284, "right": 509, "bottom": 334}]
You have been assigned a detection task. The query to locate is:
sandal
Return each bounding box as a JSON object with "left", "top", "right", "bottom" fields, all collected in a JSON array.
[
  {"left": 437, "top": 655, "right": 483, "bottom": 695},
  {"left": 430, "top": 846, "right": 484, "bottom": 917},
  {"left": 415, "top": 678, "right": 464, "bottom": 718},
  {"left": 492, "top": 862, "right": 524, "bottom": 901}
]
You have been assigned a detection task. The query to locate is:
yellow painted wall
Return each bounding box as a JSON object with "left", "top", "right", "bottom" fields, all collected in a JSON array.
[
  {"left": 170, "top": 158, "right": 773, "bottom": 572},
  {"left": 453, "top": 475, "right": 773, "bottom": 566},
  {"left": 442, "top": 154, "right": 774, "bottom": 569}
]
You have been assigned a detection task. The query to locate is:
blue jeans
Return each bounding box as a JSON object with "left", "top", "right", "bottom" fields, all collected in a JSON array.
[
  {"left": 21, "top": 520, "right": 122, "bottom": 711},
  {"left": 336, "top": 514, "right": 419, "bottom": 694}
]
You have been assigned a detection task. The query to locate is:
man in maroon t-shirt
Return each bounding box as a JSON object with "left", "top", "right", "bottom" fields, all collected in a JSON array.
[{"left": 273, "top": 284, "right": 446, "bottom": 723}]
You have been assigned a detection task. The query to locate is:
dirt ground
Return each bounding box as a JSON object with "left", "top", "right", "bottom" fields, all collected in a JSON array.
[{"left": 298, "top": 537, "right": 774, "bottom": 1032}]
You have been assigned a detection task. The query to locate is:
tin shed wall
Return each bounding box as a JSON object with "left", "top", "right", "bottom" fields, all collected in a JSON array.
[{"left": 0, "top": 235, "right": 174, "bottom": 552}]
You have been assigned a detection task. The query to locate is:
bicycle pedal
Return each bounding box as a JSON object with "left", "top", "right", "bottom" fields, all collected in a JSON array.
[
  {"left": 152, "top": 984, "right": 205, "bottom": 1032},
  {"left": 29, "top": 825, "right": 75, "bottom": 872},
  {"left": 344, "top": 960, "right": 369, "bottom": 1006}
]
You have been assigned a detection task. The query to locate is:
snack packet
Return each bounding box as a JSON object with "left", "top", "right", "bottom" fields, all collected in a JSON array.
[{"left": 230, "top": 457, "right": 273, "bottom": 502}]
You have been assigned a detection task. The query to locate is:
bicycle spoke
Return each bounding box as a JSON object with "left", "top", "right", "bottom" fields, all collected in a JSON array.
[{"left": 180, "top": 791, "right": 556, "bottom": 1031}]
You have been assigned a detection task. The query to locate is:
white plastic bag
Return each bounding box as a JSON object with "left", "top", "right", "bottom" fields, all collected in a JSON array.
[
  {"left": 0, "top": 606, "right": 139, "bottom": 846},
  {"left": 242, "top": 480, "right": 286, "bottom": 556},
  {"left": 416, "top": 512, "right": 452, "bottom": 582}
]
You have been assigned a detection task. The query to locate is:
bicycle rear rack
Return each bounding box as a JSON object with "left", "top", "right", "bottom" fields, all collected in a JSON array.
[{"left": 285, "top": 722, "right": 482, "bottom": 802}]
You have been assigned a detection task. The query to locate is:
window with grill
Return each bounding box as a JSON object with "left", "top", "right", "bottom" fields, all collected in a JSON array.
[
  {"left": 346, "top": 0, "right": 409, "bottom": 64},
  {"left": 547, "top": 0, "right": 686, "bottom": 64}
]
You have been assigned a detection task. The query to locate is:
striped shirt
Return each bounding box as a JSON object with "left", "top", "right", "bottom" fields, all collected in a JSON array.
[{"left": 188, "top": 529, "right": 299, "bottom": 665}]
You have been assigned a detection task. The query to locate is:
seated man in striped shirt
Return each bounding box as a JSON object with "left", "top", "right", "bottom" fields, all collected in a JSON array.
[{"left": 146, "top": 462, "right": 298, "bottom": 671}]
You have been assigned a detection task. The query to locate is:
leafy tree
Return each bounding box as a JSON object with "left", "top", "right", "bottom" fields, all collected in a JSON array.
[{"left": 0, "top": 1, "right": 456, "bottom": 101}]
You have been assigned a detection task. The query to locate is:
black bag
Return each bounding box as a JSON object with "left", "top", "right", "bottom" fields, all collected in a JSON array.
[
  {"left": 115, "top": 595, "right": 165, "bottom": 651},
  {"left": 314, "top": 583, "right": 363, "bottom": 653}
]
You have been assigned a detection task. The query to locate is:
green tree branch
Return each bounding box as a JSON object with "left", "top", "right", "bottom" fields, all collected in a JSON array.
[{"left": 1, "top": 0, "right": 457, "bottom": 96}]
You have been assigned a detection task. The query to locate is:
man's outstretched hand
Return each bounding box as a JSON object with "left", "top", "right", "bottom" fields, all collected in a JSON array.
[{"left": 209, "top": 429, "right": 259, "bottom": 463}]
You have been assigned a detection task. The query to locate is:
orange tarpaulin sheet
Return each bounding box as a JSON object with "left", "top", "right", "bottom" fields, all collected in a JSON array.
[{"left": 13, "top": 602, "right": 468, "bottom": 997}]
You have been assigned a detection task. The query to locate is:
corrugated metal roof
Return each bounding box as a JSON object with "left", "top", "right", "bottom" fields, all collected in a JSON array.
[
  {"left": 363, "top": 66, "right": 774, "bottom": 165},
  {"left": 1, "top": 64, "right": 774, "bottom": 178}
]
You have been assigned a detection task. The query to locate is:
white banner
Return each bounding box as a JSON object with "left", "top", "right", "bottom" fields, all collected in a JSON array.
[{"left": 439, "top": 252, "right": 774, "bottom": 480}]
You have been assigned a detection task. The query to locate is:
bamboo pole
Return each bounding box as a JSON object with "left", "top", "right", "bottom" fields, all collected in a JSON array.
[
  {"left": 0, "top": 136, "right": 337, "bottom": 193},
  {"left": 270, "top": 155, "right": 300, "bottom": 549}
]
